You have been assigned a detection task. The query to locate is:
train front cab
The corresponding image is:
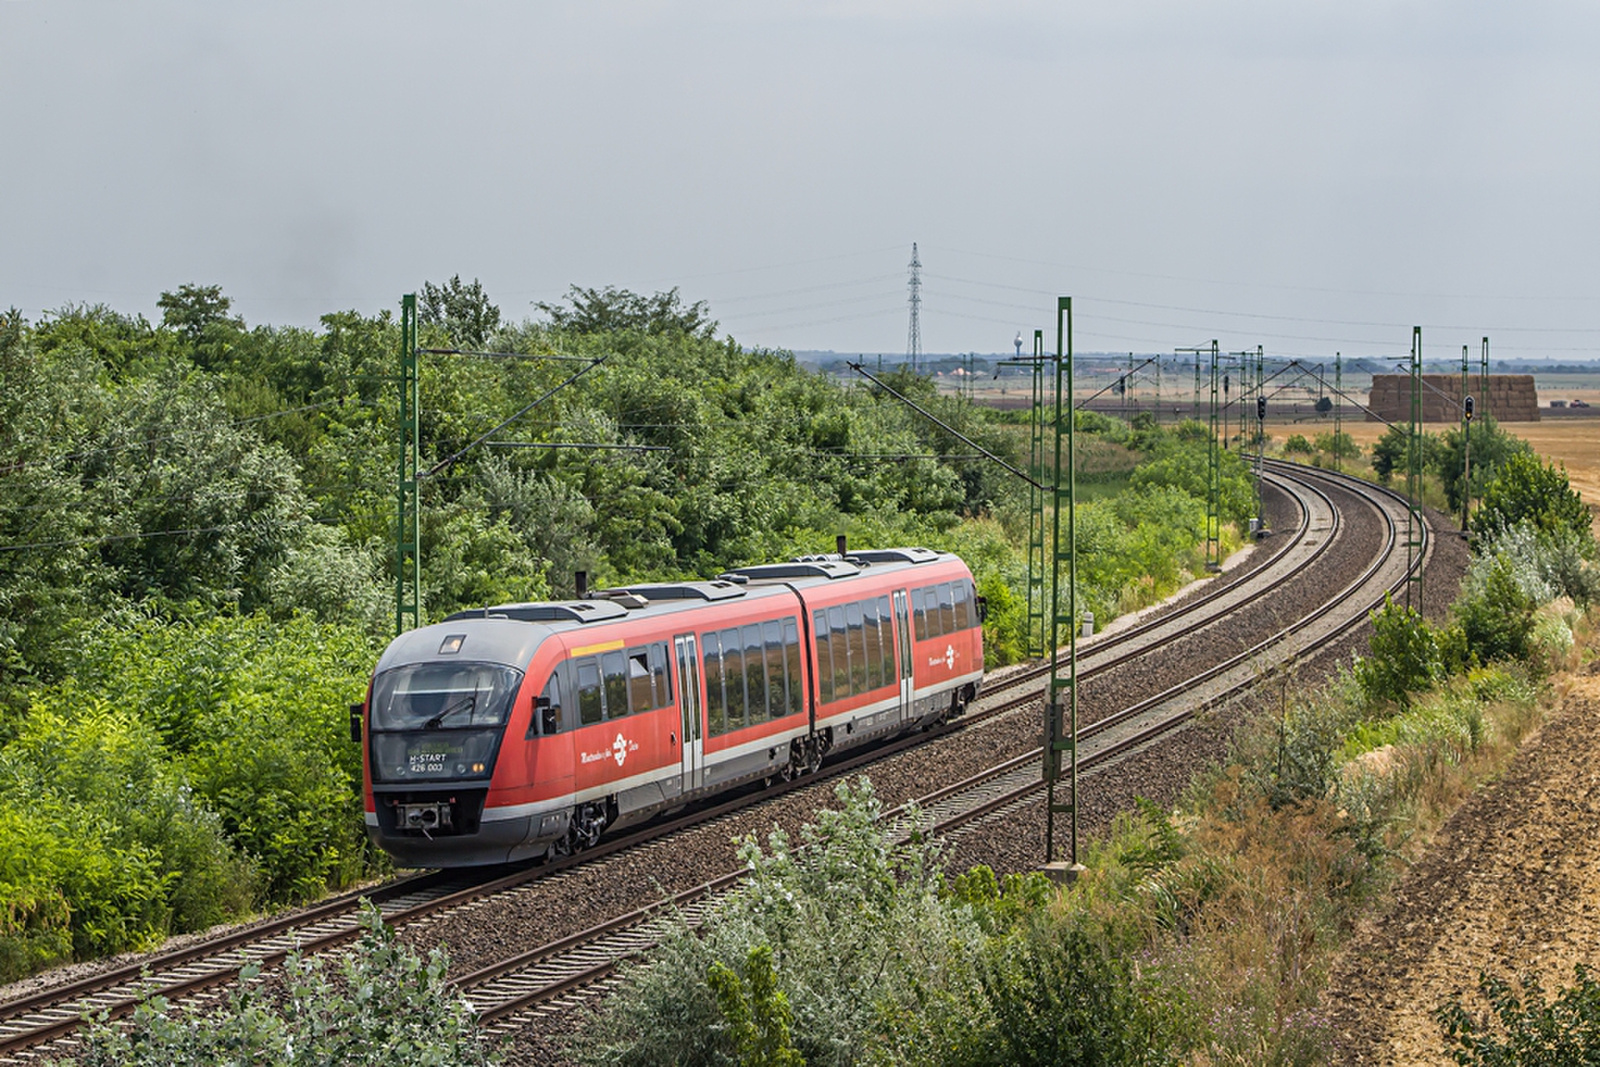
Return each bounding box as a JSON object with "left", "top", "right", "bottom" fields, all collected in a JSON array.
[{"left": 361, "top": 614, "right": 563, "bottom": 867}]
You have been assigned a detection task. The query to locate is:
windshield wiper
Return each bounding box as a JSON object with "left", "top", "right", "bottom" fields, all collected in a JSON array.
[{"left": 422, "top": 688, "right": 479, "bottom": 730}]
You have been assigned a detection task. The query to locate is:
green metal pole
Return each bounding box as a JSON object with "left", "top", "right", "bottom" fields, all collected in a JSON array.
[
  {"left": 1045, "top": 298, "right": 1077, "bottom": 867},
  {"left": 1027, "top": 330, "right": 1047, "bottom": 658},
  {"left": 1254, "top": 345, "right": 1265, "bottom": 530},
  {"left": 1207, "top": 341, "right": 1221, "bottom": 571},
  {"left": 1334, "top": 353, "right": 1342, "bottom": 473},
  {"left": 1193, "top": 349, "right": 1201, "bottom": 421},
  {"left": 396, "top": 294, "right": 421, "bottom": 635},
  {"left": 1154, "top": 352, "right": 1161, "bottom": 424},
  {"left": 1406, "top": 327, "right": 1424, "bottom": 612},
  {"left": 1480, "top": 337, "right": 1490, "bottom": 423}
]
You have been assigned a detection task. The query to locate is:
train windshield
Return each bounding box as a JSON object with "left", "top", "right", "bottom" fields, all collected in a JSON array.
[{"left": 370, "top": 663, "right": 523, "bottom": 731}]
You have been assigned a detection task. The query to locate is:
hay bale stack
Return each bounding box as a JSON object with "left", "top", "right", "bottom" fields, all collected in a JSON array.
[{"left": 1366, "top": 374, "right": 1539, "bottom": 423}]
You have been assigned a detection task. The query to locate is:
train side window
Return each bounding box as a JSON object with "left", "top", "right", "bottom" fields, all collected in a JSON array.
[
  {"left": 602, "top": 651, "right": 628, "bottom": 720},
  {"left": 742, "top": 624, "right": 767, "bottom": 724},
  {"left": 528, "top": 670, "right": 564, "bottom": 737},
  {"left": 861, "top": 598, "right": 883, "bottom": 691},
  {"left": 626, "top": 649, "right": 653, "bottom": 713},
  {"left": 812, "top": 610, "right": 834, "bottom": 704},
  {"left": 952, "top": 580, "right": 972, "bottom": 630},
  {"left": 912, "top": 587, "right": 929, "bottom": 641},
  {"left": 648, "top": 642, "right": 672, "bottom": 707},
  {"left": 577, "top": 657, "right": 603, "bottom": 726},
  {"left": 827, "top": 605, "right": 849, "bottom": 700},
  {"left": 845, "top": 601, "right": 867, "bottom": 695},
  {"left": 877, "top": 595, "right": 896, "bottom": 682},
  {"left": 762, "top": 619, "right": 786, "bottom": 720},
  {"left": 783, "top": 617, "right": 803, "bottom": 716},
  {"left": 703, "top": 632, "right": 726, "bottom": 735},
  {"left": 921, "top": 585, "right": 940, "bottom": 633},
  {"left": 722, "top": 627, "right": 748, "bottom": 730}
]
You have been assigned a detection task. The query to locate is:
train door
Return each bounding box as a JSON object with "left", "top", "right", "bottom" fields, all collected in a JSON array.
[
  {"left": 892, "top": 590, "right": 914, "bottom": 720},
  {"left": 673, "top": 634, "right": 704, "bottom": 793}
]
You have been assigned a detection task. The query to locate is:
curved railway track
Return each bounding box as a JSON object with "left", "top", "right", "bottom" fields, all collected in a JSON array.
[
  {"left": 449, "top": 461, "right": 1428, "bottom": 1035},
  {"left": 0, "top": 462, "right": 1426, "bottom": 1062}
]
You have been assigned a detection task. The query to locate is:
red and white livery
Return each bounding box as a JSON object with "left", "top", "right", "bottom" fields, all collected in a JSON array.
[{"left": 359, "top": 547, "right": 984, "bottom": 867}]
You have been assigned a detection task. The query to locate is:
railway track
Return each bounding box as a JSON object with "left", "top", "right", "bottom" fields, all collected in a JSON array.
[
  {"left": 449, "top": 462, "right": 1425, "bottom": 1036},
  {"left": 0, "top": 462, "right": 1420, "bottom": 1062}
]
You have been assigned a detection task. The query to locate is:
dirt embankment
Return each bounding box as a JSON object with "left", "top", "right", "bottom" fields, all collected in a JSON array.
[{"left": 1322, "top": 664, "right": 1600, "bottom": 1064}]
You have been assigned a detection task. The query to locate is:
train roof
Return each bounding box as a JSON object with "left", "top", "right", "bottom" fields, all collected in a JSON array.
[{"left": 373, "top": 548, "right": 966, "bottom": 673}]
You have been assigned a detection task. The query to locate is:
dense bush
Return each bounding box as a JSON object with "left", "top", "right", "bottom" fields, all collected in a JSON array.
[
  {"left": 0, "top": 614, "right": 378, "bottom": 975},
  {"left": 1355, "top": 596, "right": 1442, "bottom": 709},
  {"left": 575, "top": 779, "right": 1172, "bottom": 1066},
  {"left": 1453, "top": 555, "right": 1538, "bottom": 666},
  {"left": 1312, "top": 430, "right": 1360, "bottom": 461},
  {"left": 77, "top": 903, "right": 499, "bottom": 1066},
  {"left": 1471, "top": 452, "right": 1594, "bottom": 543},
  {"left": 575, "top": 778, "right": 986, "bottom": 1066}
]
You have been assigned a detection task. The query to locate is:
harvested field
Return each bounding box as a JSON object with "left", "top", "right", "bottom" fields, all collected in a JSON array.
[{"left": 1261, "top": 418, "right": 1600, "bottom": 539}]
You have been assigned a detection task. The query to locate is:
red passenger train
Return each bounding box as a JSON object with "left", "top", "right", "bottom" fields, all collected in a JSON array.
[{"left": 359, "top": 547, "right": 984, "bottom": 867}]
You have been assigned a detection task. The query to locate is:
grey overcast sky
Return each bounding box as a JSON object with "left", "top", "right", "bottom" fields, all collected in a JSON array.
[{"left": 3, "top": 1, "right": 1598, "bottom": 363}]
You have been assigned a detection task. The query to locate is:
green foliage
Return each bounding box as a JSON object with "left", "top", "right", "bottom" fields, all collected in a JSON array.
[
  {"left": 1129, "top": 433, "right": 1253, "bottom": 526},
  {"left": 576, "top": 778, "right": 987, "bottom": 1066},
  {"left": 708, "top": 945, "right": 806, "bottom": 1067},
  {"left": 419, "top": 274, "right": 502, "bottom": 348},
  {"left": 0, "top": 703, "right": 253, "bottom": 970},
  {"left": 1354, "top": 596, "right": 1441, "bottom": 709},
  {"left": 1312, "top": 430, "right": 1360, "bottom": 460},
  {"left": 157, "top": 283, "right": 243, "bottom": 344},
  {"left": 77, "top": 902, "right": 499, "bottom": 1066},
  {"left": 1471, "top": 451, "right": 1595, "bottom": 544},
  {"left": 536, "top": 284, "right": 717, "bottom": 337},
  {"left": 1282, "top": 433, "right": 1313, "bottom": 456},
  {"left": 1434, "top": 417, "right": 1530, "bottom": 515},
  {"left": 1371, "top": 424, "right": 1442, "bottom": 484},
  {"left": 0, "top": 612, "right": 379, "bottom": 959},
  {"left": 945, "top": 916, "right": 1177, "bottom": 1067},
  {"left": 1453, "top": 554, "right": 1537, "bottom": 665},
  {"left": 1437, "top": 965, "right": 1600, "bottom": 1066}
]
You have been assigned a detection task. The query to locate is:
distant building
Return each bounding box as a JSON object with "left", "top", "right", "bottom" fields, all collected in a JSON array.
[{"left": 1367, "top": 374, "right": 1539, "bottom": 423}]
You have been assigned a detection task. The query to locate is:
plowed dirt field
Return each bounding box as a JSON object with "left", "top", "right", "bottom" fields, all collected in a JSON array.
[{"left": 1322, "top": 665, "right": 1600, "bottom": 1064}]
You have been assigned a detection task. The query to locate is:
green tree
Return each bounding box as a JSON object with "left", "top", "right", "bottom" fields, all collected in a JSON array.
[
  {"left": 1370, "top": 424, "right": 1441, "bottom": 484},
  {"left": 1453, "top": 554, "right": 1537, "bottom": 665},
  {"left": 1470, "top": 451, "right": 1594, "bottom": 544},
  {"left": 419, "top": 274, "right": 502, "bottom": 348},
  {"left": 157, "top": 283, "right": 243, "bottom": 343},
  {"left": 1433, "top": 417, "right": 1530, "bottom": 515},
  {"left": 0, "top": 311, "right": 110, "bottom": 696},
  {"left": 537, "top": 284, "right": 717, "bottom": 337},
  {"left": 1355, "top": 595, "right": 1441, "bottom": 708},
  {"left": 1312, "top": 429, "right": 1360, "bottom": 461}
]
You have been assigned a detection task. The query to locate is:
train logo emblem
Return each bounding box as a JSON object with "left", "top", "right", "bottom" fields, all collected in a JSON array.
[
  {"left": 944, "top": 644, "right": 956, "bottom": 669},
  {"left": 613, "top": 733, "right": 628, "bottom": 767}
]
